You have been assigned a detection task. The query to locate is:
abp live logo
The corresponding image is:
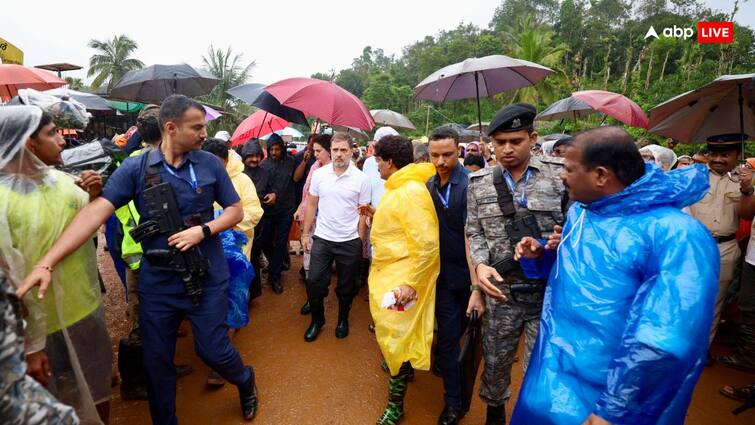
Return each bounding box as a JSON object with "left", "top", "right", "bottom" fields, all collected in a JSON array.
[
  {"left": 697, "top": 22, "right": 734, "bottom": 43},
  {"left": 644, "top": 22, "right": 734, "bottom": 44}
]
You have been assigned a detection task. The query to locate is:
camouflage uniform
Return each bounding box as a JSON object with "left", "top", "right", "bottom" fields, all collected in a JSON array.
[
  {"left": 466, "top": 155, "right": 565, "bottom": 406},
  {"left": 0, "top": 269, "right": 79, "bottom": 425}
]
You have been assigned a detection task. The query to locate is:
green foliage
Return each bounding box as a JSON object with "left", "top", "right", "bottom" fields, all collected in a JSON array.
[
  {"left": 199, "top": 45, "right": 255, "bottom": 138},
  {"left": 65, "top": 77, "right": 86, "bottom": 91},
  {"left": 86, "top": 35, "right": 144, "bottom": 91}
]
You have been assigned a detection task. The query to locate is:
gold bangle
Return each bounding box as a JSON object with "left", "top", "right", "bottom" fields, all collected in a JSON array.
[{"left": 34, "top": 264, "right": 53, "bottom": 273}]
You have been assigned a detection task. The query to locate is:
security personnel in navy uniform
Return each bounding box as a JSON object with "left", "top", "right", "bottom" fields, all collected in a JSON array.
[
  {"left": 18, "top": 95, "right": 259, "bottom": 425},
  {"left": 426, "top": 126, "right": 484, "bottom": 424}
]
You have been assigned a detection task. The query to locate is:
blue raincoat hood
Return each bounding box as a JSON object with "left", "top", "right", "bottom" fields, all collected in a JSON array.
[
  {"left": 512, "top": 163, "right": 720, "bottom": 425},
  {"left": 584, "top": 163, "right": 709, "bottom": 216}
]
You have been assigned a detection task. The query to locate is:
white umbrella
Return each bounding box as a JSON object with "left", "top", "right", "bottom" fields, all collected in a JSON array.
[
  {"left": 414, "top": 54, "right": 553, "bottom": 134},
  {"left": 370, "top": 109, "right": 416, "bottom": 130},
  {"left": 649, "top": 74, "right": 755, "bottom": 151},
  {"left": 44, "top": 87, "right": 113, "bottom": 111}
]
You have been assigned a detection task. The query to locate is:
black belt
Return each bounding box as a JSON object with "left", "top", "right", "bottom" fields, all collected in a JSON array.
[{"left": 715, "top": 234, "right": 736, "bottom": 244}]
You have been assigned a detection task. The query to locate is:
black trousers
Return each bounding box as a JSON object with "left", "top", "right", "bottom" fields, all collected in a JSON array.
[
  {"left": 435, "top": 285, "right": 470, "bottom": 409},
  {"left": 249, "top": 222, "right": 264, "bottom": 300},
  {"left": 306, "top": 236, "right": 362, "bottom": 302}
]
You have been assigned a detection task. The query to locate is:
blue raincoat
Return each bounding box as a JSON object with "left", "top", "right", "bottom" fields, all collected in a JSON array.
[{"left": 511, "top": 164, "right": 719, "bottom": 425}]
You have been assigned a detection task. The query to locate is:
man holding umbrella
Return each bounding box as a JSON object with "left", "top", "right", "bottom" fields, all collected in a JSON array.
[
  {"left": 466, "top": 103, "right": 566, "bottom": 424},
  {"left": 687, "top": 134, "right": 755, "bottom": 349}
]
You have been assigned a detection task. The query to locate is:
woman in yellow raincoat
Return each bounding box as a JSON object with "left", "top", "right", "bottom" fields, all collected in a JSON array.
[{"left": 368, "top": 135, "right": 439, "bottom": 425}]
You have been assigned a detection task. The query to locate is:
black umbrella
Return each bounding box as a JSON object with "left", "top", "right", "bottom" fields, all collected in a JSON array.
[
  {"left": 458, "top": 310, "right": 483, "bottom": 413},
  {"left": 110, "top": 63, "right": 220, "bottom": 103},
  {"left": 226, "top": 83, "right": 265, "bottom": 104},
  {"left": 227, "top": 83, "right": 308, "bottom": 127}
]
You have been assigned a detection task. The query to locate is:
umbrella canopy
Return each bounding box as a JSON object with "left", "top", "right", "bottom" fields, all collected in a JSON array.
[
  {"left": 415, "top": 55, "right": 553, "bottom": 102},
  {"left": 228, "top": 83, "right": 309, "bottom": 127},
  {"left": 227, "top": 83, "right": 266, "bottom": 104},
  {"left": 44, "top": 87, "right": 113, "bottom": 111},
  {"left": 274, "top": 127, "right": 304, "bottom": 139},
  {"left": 265, "top": 77, "right": 374, "bottom": 130},
  {"left": 572, "top": 90, "right": 649, "bottom": 128},
  {"left": 649, "top": 73, "right": 755, "bottom": 145},
  {"left": 203, "top": 105, "right": 222, "bottom": 121},
  {"left": 414, "top": 55, "right": 553, "bottom": 134},
  {"left": 108, "top": 100, "right": 144, "bottom": 113},
  {"left": 109, "top": 63, "right": 220, "bottom": 103},
  {"left": 370, "top": 109, "right": 416, "bottom": 130},
  {"left": 535, "top": 96, "right": 595, "bottom": 121},
  {"left": 231, "top": 110, "right": 289, "bottom": 146},
  {"left": 0, "top": 64, "right": 66, "bottom": 101},
  {"left": 333, "top": 125, "right": 369, "bottom": 140}
]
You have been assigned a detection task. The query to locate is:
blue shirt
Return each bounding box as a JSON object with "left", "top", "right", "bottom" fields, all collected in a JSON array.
[
  {"left": 102, "top": 149, "right": 240, "bottom": 294},
  {"left": 427, "top": 163, "right": 472, "bottom": 290}
]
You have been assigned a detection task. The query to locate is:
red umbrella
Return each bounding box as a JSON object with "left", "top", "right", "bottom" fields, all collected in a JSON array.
[
  {"left": 264, "top": 77, "right": 374, "bottom": 130},
  {"left": 571, "top": 90, "right": 649, "bottom": 129},
  {"left": 0, "top": 64, "right": 67, "bottom": 101},
  {"left": 231, "top": 110, "right": 289, "bottom": 146}
]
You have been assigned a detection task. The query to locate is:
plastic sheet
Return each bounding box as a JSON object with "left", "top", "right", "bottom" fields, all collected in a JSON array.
[
  {"left": 0, "top": 105, "right": 105, "bottom": 424},
  {"left": 369, "top": 162, "right": 439, "bottom": 376},
  {"left": 16, "top": 89, "right": 89, "bottom": 130},
  {"left": 511, "top": 163, "right": 720, "bottom": 425}
]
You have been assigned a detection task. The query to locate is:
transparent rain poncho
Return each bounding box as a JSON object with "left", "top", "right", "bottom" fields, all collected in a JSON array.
[{"left": 0, "top": 105, "right": 106, "bottom": 424}]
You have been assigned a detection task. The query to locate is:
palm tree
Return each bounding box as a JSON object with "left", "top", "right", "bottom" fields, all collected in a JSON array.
[
  {"left": 87, "top": 35, "right": 144, "bottom": 91},
  {"left": 201, "top": 45, "right": 255, "bottom": 108},
  {"left": 503, "top": 14, "right": 569, "bottom": 106}
]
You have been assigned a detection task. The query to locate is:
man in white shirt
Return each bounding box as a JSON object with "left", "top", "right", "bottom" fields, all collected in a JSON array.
[{"left": 301, "top": 132, "right": 371, "bottom": 342}]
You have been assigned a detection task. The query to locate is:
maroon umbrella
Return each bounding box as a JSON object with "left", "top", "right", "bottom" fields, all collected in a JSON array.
[
  {"left": 570, "top": 90, "right": 649, "bottom": 129},
  {"left": 264, "top": 77, "right": 374, "bottom": 130}
]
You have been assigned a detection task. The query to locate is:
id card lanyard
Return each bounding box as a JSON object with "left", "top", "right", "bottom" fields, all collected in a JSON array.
[
  {"left": 437, "top": 183, "right": 452, "bottom": 209},
  {"left": 162, "top": 162, "right": 201, "bottom": 194},
  {"left": 503, "top": 168, "right": 531, "bottom": 208}
]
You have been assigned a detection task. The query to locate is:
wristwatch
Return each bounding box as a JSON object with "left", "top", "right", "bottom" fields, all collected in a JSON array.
[
  {"left": 742, "top": 186, "right": 754, "bottom": 196},
  {"left": 200, "top": 224, "right": 212, "bottom": 239}
]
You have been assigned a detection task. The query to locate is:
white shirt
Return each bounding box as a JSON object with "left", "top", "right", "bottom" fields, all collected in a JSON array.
[
  {"left": 309, "top": 163, "right": 371, "bottom": 242},
  {"left": 362, "top": 156, "right": 385, "bottom": 207}
]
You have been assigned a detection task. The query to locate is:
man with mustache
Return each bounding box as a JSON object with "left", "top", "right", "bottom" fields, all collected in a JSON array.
[
  {"left": 466, "top": 103, "right": 566, "bottom": 424},
  {"left": 300, "top": 132, "right": 370, "bottom": 342},
  {"left": 688, "top": 134, "right": 755, "bottom": 351},
  {"left": 426, "top": 126, "right": 483, "bottom": 424}
]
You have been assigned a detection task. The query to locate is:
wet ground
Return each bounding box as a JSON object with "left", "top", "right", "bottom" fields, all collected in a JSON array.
[{"left": 99, "top": 243, "right": 755, "bottom": 425}]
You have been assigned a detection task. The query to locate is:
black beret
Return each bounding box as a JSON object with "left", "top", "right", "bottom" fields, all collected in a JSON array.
[{"left": 487, "top": 103, "right": 537, "bottom": 136}]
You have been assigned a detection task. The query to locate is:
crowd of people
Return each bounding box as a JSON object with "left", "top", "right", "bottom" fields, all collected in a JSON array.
[{"left": 0, "top": 93, "right": 752, "bottom": 425}]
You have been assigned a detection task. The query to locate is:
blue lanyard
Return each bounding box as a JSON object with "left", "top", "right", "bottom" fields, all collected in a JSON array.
[
  {"left": 162, "top": 161, "right": 200, "bottom": 193},
  {"left": 437, "top": 183, "right": 451, "bottom": 209},
  {"left": 503, "top": 168, "right": 531, "bottom": 208}
]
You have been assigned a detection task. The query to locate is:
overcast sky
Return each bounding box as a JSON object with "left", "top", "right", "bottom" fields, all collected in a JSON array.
[{"left": 3, "top": 0, "right": 753, "bottom": 86}]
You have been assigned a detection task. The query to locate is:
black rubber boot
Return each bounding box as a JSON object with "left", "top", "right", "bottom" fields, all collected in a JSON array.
[
  {"left": 118, "top": 338, "right": 148, "bottom": 401},
  {"left": 300, "top": 301, "right": 311, "bottom": 315},
  {"left": 485, "top": 404, "right": 506, "bottom": 425},
  {"left": 304, "top": 299, "right": 325, "bottom": 342},
  {"left": 335, "top": 298, "right": 352, "bottom": 339}
]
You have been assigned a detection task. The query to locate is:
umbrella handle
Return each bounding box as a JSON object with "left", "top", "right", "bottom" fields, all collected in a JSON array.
[
  {"left": 256, "top": 111, "right": 269, "bottom": 138},
  {"left": 739, "top": 83, "right": 745, "bottom": 161}
]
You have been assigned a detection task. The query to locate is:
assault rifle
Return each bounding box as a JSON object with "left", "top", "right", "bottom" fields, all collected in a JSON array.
[{"left": 129, "top": 182, "right": 208, "bottom": 306}]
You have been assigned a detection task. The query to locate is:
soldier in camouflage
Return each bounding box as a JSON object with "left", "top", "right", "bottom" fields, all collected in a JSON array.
[
  {"left": 0, "top": 268, "right": 79, "bottom": 425},
  {"left": 466, "top": 103, "right": 566, "bottom": 425}
]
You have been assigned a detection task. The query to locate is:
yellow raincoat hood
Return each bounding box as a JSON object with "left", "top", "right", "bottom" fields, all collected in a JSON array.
[
  {"left": 216, "top": 154, "right": 263, "bottom": 257},
  {"left": 369, "top": 162, "right": 440, "bottom": 375}
]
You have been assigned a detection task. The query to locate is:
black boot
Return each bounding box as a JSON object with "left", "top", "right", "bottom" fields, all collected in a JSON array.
[
  {"left": 438, "top": 405, "right": 465, "bottom": 425},
  {"left": 485, "top": 404, "right": 506, "bottom": 425},
  {"left": 304, "top": 299, "right": 325, "bottom": 342},
  {"left": 238, "top": 366, "right": 258, "bottom": 420},
  {"left": 335, "top": 299, "right": 352, "bottom": 339},
  {"left": 300, "top": 301, "right": 311, "bottom": 315},
  {"left": 118, "top": 338, "right": 148, "bottom": 400},
  {"left": 271, "top": 278, "right": 283, "bottom": 294}
]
